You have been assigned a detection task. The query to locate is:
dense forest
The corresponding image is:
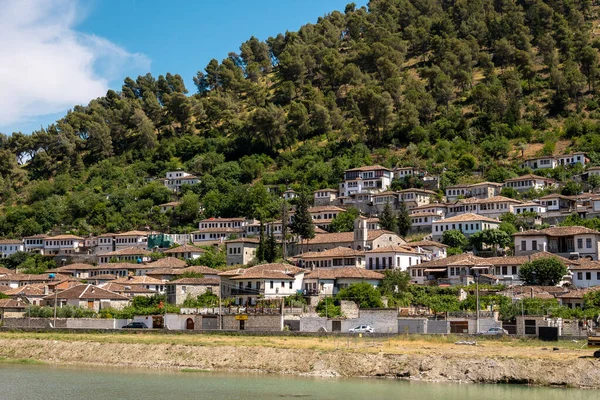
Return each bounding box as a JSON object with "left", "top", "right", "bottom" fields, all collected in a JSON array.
[{"left": 1, "top": 0, "right": 600, "bottom": 237}]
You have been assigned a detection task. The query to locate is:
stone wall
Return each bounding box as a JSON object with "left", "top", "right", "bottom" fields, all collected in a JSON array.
[
  {"left": 357, "top": 309, "right": 398, "bottom": 334},
  {"left": 340, "top": 301, "right": 359, "bottom": 318},
  {"left": 1, "top": 318, "right": 67, "bottom": 328},
  {"left": 222, "top": 314, "right": 283, "bottom": 331},
  {"left": 299, "top": 316, "right": 329, "bottom": 332},
  {"left": 66, "top": 318, "right": 128, "bottom": 329}
]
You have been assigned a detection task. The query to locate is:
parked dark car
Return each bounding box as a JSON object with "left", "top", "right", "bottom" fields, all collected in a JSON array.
[{"left": 122, "top": 322, "right": 148, "bottom": 329}]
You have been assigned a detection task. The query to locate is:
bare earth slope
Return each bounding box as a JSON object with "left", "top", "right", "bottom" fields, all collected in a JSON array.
[{"left": 1, "top": 333, "right": 599, "bottom": 388}]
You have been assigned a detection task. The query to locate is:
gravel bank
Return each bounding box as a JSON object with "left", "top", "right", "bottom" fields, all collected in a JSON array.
[{"left": 1, "top": 338, "right": 599, "bottom": 388}]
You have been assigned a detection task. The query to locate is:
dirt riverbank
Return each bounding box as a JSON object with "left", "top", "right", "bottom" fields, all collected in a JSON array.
[{"left": 0, "top": 333, "right": 599, "bottom": 388}]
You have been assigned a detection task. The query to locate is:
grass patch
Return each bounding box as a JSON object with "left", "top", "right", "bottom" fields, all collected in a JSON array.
[
  {"left": 0, "top": 357, "right": 45, "bottom": 365},
  {"left": 180, "top": 368, "right": 212, "bottom": 373}
]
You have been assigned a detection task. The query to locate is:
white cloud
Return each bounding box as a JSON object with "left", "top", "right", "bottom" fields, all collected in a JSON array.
[{"left": 0, "top": 0, "right": 150, "bottom": 128}]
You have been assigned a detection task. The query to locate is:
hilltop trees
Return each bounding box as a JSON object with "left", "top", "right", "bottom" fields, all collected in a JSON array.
[{"left": 0, "top": 0, "right": 600, "bottom": 237}]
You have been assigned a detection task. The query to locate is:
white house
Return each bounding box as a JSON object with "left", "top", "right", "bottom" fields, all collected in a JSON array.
[
  {"left": 537, "top": 194, "right": 576, "bottom": 213},
  {"left": 403, "top": 240, "right": 448, "bottom": 261},
  {"left": 43, "top": 235, "right": 84, "bottom": 256},
  {"left": 302, "top": 267, "right": 384, "bottom": 296},
  {"left": 399, "top": 188, "right": 436, "bottom": 209},
  {"left": 165, "top": 171, "right": 199, "bottom": 192},
  {"left": 283, "top": 189, "right": 297, "bottom": 201},
  {"left": 339, "top": 165, "right": 393, "bottom": 197},
  {"left": 23, "top": 234, "right": 47, "bottom": 254},
  {"left": 158, "top": 201, "right": 180, "bottom": 213},
  {"left": 556, "top": 152, "right": 588, "bottom": 167},
  {"left": 314, "top": 189, "right": 338, "bottom": 206},
  {"left": 513, "top": 202, "right": 547, "bottom": 215},
  {"left": 219, "top": 263, "right": 305, "bottom": 305},
  {"left": 503, "top": 174, "right": 557, "bottom": 192},
  {"left": 410, "top": 212, "right": 444, "bottom": 232},
  {"left": 365, "top": 245, "right": 422, "bottom": 271},
  {"left": 514, "top": 226, "right": 600, "bottom": 260},
  {"left": 0, "top": 240, "right": 24, "bottom": 259},
  {"left": 162, "top": 244, "right": 205, "bottom": 260},
  {"left": 432, "top": 213, "right": 501, "bottom": 242},
  {"left": 114, "top": 231, "right": 149, "bottom": 251},
  {"left": 570, "top": 260, "right": 600, "bottom": 288},
  {"left": 296, "top": 247, "right": 365, "bottom": 269},
  {"left": 193, "top": 217, "right": 250, "bottom": 244},
  {"left": 521, "top": 156, "right": 558, "bottom": 170},
  {"left": 225, "top": 238, "right": 260, "bottom": 266},
  {"left": 445, "top": 182, "right": 503, "bottom": 201}
]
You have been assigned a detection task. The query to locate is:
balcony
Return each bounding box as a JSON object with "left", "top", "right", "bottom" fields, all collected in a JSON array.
[{"left": 231, "top": 287, "right": 263, "bottom": 295}]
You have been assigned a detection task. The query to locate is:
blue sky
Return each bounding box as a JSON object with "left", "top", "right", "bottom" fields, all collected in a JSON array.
[{"left": 0, "top": 0, "right": 367, "bottom": 135}]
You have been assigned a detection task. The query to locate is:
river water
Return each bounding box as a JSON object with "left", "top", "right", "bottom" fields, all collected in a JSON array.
[{"left": 0, "top": 364, "right": 597, "bottom": 400}]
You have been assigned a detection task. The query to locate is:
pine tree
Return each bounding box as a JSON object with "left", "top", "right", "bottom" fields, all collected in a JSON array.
[
  {"left": 379, "top": 201, "right": 397, "bottom": 232},
  {"left": 256, "top": 221, "right": 266, "bottom": 262},
  {"left": 290, "top": 190, "right": 315, "bottom": 242},
  {"left": 397, "top": 201, "right": 411, "bottom": 237},
  {"left": 266, "top": 224, "right": 279, "bottom": 262}
]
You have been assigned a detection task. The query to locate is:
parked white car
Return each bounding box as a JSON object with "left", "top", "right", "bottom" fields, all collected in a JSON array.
[
  {"left": 348, "top": 325, "right": 374, "bottom": 333},
  {"left": 479, "top": 327, "right": 509, "bottom": 336}
]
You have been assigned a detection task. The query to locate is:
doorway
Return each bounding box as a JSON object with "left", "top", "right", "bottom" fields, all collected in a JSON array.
[
  {"left": 239, "top": 320, "right": 245, "bottom": 330},
  {"left": 186, "top": 318, "right": 195, "bottom": 330}
]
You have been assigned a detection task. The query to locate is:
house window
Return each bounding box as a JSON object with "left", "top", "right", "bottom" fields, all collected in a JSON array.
[
  {"left": 578, "top": 272, "right": 583, "bottom": 280},
  {"left": 270, "top": 281, "right": 274, "bottom": 289},
  {"left": 577, "top": 239, "right": 583, "bottom": 249},
  {"left": 597, "top": 272, "right": 600, "bottom": 280},
  {"left": 521, "top": 241, "right": 526, "bottom": 251},
  {"left": 281, "top": 281, "right": 285, "bottom": 288},
  {"left": 586, "top": 272, "right": 592, "bottom": 280},
  {"left": 586, "top": 238, "right": 592, "bottom": 249},
  {"left": 512, "top": 266, "right": 517, "bottom": 275},
  {"left": 289, "top": 281, "right": 293, "bottom": 289}
]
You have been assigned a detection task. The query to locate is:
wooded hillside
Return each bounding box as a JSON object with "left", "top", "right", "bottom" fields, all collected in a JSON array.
[{"left": 1, "top": 0, "right": 600, "bottom": 237}]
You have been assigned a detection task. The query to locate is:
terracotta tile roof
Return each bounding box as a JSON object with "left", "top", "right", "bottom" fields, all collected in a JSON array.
[
  {"left": 304, "top": 267, "right": 384, "bottom": 280},
  {"left": 98, "top": 283, "right": 156, "bottom": 294},
  {"left": 224, "top": 263, "right": 304, "bottom": 280},
  {"left": 86, "top": 263, "right": 140, "bottom": 270},
  {"left": 499, "top": 285, "right": 569, "bottom": 299},
  {"left": 302, "top": 230, "right": 402, "bottom": 246},
  {"left": 307, "top": 206, "right": 346, "bottom": 213},
  {"left": 486, "top": 252, "right": 579, "bottom": 266},
  {"left": 146, "top": 265, "right": 219, "bottom": 277},
  {"left": 405, "top": 240, "right": 449, "bottom": 248},
  {"left": 419, "top": 253, "right": 487, "bottom": 268},
  {"left": 199, "top": 217, "right": 247, "bottom": 222},
  {"left": 469, "top": 181, "right": 503, "bottom": 187},
  {"left": 87, "top": 274, "right": 118, "bottom": 280},
  {"left": 345, "top": 165, "right": 391, "bottom": 172},
  {"left": 0, "top": 267, "right": 12, "bottom": 275},
  {"left": 570, "top": 260, "right": 600, "bottom": 270},
  {"left": 167, "top": 278, "right": 220, "bottom": 285},
  {"left": 102, "top": 247, "right": 151, "bottom": 256},
  {"left": 113, "top": 276, "right": 163, "bottom": 285},
  {"left": 398, "top": 188, "right": 438, "bottom": 195},
  {"left": 0, "top": 298, "right": 27, "bottom": 309},
  {"left": 43, "top": 284, "right": 129, "bottom": 301},
  {"left": 473, "top": 196, "right": 522, "bottom": 204},
  {"left": 163, "top": 245, "right": 205, "bottom": 254},
  {"left": 366, "top": 245, "right": 419, "bottom": 254},
  {"left": 23, "top": 234, "right": 48, "bottom": 239},
  {"left": 44, "top": 234, "right": 84, "bottom": 240},
  {"left": 556, "top": 287, "right": 600, "bottom": 299},
  {"left": 225, "top": 238, "right": 260, "bottom": 244},
  {"left": 299, "top": 247, "right": 365, "bottom": 259},
  {"left": 411, "top": 204, "right": 447, "bottom": 210},
  {"left": 0, "top": 239, "right": 22, "bottom": 245},
  {"left": 513, "top": 226, "right": 600, "bottom": 237},
  {"left": 3, "top": 284, "right": 46, "bottom": 296},
  {"left": 504, "top": 174, "right": 556, "bottom": 182},
  {"left": 409, "top": 212, "right": 442, "bottom": 218},
  {"left": 52, "top": 263, "right": 96, "bottom": 271},
  {"left": 434, "top": 213, "right": 500, "bottom": 224},
  {"left": 113, "top": 230, "right": 150, "bottom": 237},
  {"left": 314, "top": 188, "right": 337, "bottom": 193},
  {"left": 145, "top": 257, "right": 188, "bottom": 268},
  {"left": 13, "top": 273, "right": 73, "bottom": 282}
]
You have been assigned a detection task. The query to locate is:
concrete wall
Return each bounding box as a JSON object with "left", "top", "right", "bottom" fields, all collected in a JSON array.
[
  {"left": 398, "top": 318, "right": 427, "bottom": 334},
  {"left": 299, "top": 316, "right": 329, "bottom": 332},
  {"left": 222, "top": 314, "right": 283, "bottom": 331},
  {"left": 357, "top": 309, "right": 398, "bottom": 334},
  {"left": 427, "top": 320, "right": 450, "bottom": 334},
  {"left": 65, "top": 318, "right": 128, "bottom": 329}
]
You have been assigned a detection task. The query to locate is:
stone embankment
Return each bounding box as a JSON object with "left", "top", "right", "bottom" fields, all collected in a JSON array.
[{"left": 0, "top": 338, "right": 599, "bottom": 388}]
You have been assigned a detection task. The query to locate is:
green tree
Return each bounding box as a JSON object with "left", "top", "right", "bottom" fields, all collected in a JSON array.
[
  {"left": 396, "top": 201, "right": 411, "bottom": 237},
  {"left": 519, "top": 258, "right": 568, "bottom": 286},
  {"left": 379, "top": 201, "right": 397, "bottom": 232},
  {"left": 189, "top": 246, "right": 226, "bottom": 269},
  {"left": 289, "top": 190, "right": 315, "bottom": 241},
  {"left": 442, "top": 230, "right": 467, "bottom": 249},
  {"left": 561, "top": 181, "right": 582, "bottom": 196},
  {"left": 469, "top": 229, "right": 512, "bottom": 253},
  {"left": 336, "top": 282, "right": 383, "bottom": 308},
  {"left": 329, "top": 207, "right": 360, "bottom": 233}
]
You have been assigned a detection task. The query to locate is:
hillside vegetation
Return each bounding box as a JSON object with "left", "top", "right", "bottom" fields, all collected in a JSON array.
[{"left": 1, "top": 0, "right": 600, "bottom": 237}]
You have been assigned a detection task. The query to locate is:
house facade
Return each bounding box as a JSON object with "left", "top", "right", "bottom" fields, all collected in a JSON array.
[
  {"left": 225, "top": 238, "right": 260, "bottom": 266},
  {"left": 502, "top": 174, "right": 557, "bottom": 192},
  {"left": 166, "top": 278, "right": 221, "bottom": 305},
  {"left": 296, "top": 247, "right": 365, "bottom": 269},
  {"left": 570, "top": 260, "right": 600, "bottom": 288},
  {"left": 0, "top": 240, "right": 24, "bottom": 259},
  {"left": 165, "top": 171, "right": 199, "bottom": 192},
  {"left": 514, "top": 226, "right": 600, "bottom": 260},
  {"left": 43, "top": 235, "right": 84, "bottom": 256},
  {"left": 314, "top": 189, "right": 337, "bottom": 206},
  {"left": 302, "top": 267, "right": 384, "bottom": 296},
  {"left": 339, "top": 165, "right": 393, "bottom": 197},
  {"left": 365, "top": 245, "right": 422, "bottom": 271},
  {"left": 431, "top": 213, "right": 501, "bottom": 241}
]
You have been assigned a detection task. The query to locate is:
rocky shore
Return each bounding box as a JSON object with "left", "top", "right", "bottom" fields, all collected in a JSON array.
[{"left": 1, "top": 338, "right": 599, "bottom": 388}]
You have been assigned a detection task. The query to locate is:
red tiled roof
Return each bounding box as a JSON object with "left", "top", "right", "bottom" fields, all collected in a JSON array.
[
  {"left": 513, "top": 226, "right": 600, "bottom": 237},
  {"left": 304, "top": 267, "right": 384, "bottom": 280},
  {"left": 43, "top": 284, "right": 128, "bottom": 301}
]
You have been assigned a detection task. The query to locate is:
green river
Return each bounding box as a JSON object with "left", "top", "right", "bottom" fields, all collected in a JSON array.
[{"left": 0, "top": 364, "right": 597, "bottom": 399}]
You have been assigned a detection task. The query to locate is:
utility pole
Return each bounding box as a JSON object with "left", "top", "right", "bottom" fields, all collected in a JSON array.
[
  {"left": 475, "top": 275, "right": 480, "bottom": 334},
  {"left": 53, "top": 289, "right": 58, "bottom": 328},
  {"left": 219, "top": 280, "right": 222, "bottom": 330}
]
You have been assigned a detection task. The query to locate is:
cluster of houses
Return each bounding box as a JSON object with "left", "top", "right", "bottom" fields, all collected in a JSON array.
[{"left": 3, "top": 154, "right": 600, "bottom": 330}]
